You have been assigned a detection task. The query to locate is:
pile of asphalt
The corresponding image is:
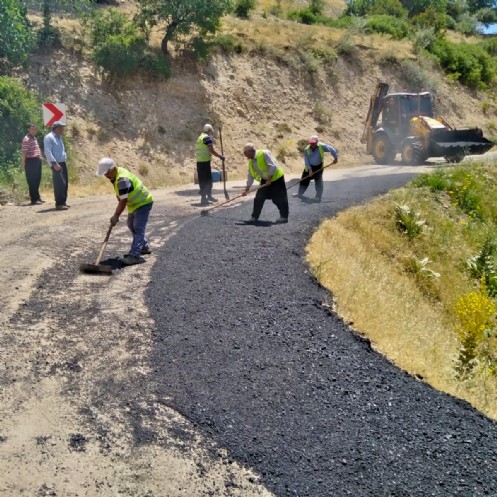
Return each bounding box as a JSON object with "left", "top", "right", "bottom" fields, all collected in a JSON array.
[{"left": 148, "top": 173, "right": 497, "bottom": 497}]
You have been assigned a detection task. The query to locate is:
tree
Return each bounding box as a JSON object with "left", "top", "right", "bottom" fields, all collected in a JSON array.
[
  {"left": 400, "top": 0, "right": 448, "bottom": 18},
  {"left": 0, "top": 0, "right": 34, "bottom": 70},
  {"left": 33, "top": 0, "right": 92, "bottom": 46},
  {"left": 136, "top": 0, "right": 233, "bottom": 55}
]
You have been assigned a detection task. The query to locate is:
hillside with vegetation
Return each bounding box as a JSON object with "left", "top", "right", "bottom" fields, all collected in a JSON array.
[{"left": 1, "top": 0, "right": 497, "bottom": 200}]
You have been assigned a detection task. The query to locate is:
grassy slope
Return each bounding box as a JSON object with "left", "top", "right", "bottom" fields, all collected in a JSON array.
[{"left": 307, "top": 161, "right": 497, "bottom": 421}]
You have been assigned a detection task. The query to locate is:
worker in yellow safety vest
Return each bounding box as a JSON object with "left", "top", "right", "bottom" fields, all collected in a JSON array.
[
  {"left": 196, "top": 124, "right": 225, "bottom": 206},
  {"left": 97, "top": 157, "right": 153, "bottom": 266},
  {"left": 293, "top": 135, "right": 338, "bottom": 202},
  {"left": 242, "top": 143, "right": 288, "bottom": 224}
]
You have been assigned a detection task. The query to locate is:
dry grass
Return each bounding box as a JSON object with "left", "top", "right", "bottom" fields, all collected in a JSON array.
[{"left": 306, "top": 165, "right": 497, "bottom": 421}]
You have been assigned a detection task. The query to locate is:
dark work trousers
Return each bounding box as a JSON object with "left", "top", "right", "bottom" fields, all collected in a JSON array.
[
  {"left": 25, "top": 157, "right": 42, "bottom": 203},
  {"left": 52, "top": 161, "right": 68, "bottom": 207},
  {"left": 197, "top": 161, "right": 213, "bottom": 201},
  {"left": 298, "top": 163, "right": 324, "bottom": 198},
  {"left": 252, "top": 175, "right": 289, "bottom": 220}
]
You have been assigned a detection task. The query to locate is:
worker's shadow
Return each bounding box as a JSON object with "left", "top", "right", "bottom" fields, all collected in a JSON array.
[
  {"left": 295, "top": 197, "right": 322, "bottom": 204},
  {"left": 235, "top": 219, "right": 274, "bottom": 227},
  {"left": 97, "top": 257, "right": 145, "bottom": 271},
  {"left": 175, "top": 189, "right": 200, "bottom": 197},
  {"left": 37, "top": 207, "right": 62, "bottom": 213}
]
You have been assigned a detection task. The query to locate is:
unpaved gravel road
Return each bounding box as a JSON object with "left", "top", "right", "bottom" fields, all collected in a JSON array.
[{"left": 2, "top": 164, "right": 497, "bottom": 497}]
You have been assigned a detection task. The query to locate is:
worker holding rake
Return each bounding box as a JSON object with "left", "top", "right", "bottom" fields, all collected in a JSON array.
[
  {"left": 294, "top": 135, "right": 338, "bottom": 202},
  {"left": 97, "top": 158, "right": 153, "bottom": 266},
  {"left": 242, "top": 143, "right": 289, "bottom": 224}
]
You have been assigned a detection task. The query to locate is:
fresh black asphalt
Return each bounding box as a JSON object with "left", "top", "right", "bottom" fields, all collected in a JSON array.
[{"left": 148, "top": 173, "right": 497, "bottom": 497}]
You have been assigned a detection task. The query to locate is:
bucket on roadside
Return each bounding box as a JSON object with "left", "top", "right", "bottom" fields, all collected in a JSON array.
[{"left": 193, "top": 168, "right": 226, "bottom": 184}]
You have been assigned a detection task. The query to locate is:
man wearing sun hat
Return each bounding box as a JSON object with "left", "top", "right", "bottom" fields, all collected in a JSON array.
[
  {"left": 195, "top": 123, "right": 225, "bottom": 206},
  {"left": 294, "top": 135, "right": 338, "bottom": 202},
  {"left": 96, "top": 157, "right": 153, "bottom": 266},
  {"left": 44, "top": 120, "right": 69, "bottom": 210}
]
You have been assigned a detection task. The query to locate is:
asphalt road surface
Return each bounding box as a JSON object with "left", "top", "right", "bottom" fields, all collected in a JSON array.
[{"left": 148, "top": 170, "right": 497, "bottom": 497}]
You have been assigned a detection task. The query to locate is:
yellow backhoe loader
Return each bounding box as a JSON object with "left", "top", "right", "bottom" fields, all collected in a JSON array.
[{"left": 361, "top": 83, "right": 494, "bottom": 165}]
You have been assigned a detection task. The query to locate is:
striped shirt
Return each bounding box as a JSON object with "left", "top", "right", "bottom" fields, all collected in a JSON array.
[
  {"left": 115, "top": 177, "right": 134, "bottom": 199},
  {"left": 43, "top": 131, "right": 67, "bottom": 164},
  {"left": 21, "top": 134, "right": 41, "bottom": 158}
]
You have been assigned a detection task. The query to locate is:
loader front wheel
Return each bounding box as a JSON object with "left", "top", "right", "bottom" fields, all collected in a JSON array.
[
  {"left": 401, "top": 139, "right": 424, "bottom": 165},
  {"left": 372, "top": 134, "right": 395, "bottom": 165}
]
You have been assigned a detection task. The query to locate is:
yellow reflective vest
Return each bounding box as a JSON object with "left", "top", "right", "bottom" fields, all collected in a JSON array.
[
  {"left": 248, "top": 150, "right": 284, "bottom": 182},
  {"left": 196, "top": 133, "right": 212, "bottom": 162},
  {"left": 113, "top": 167, "right": 153, "bottom": 213},
  {"left": 304, "top": 144, "right": 324, "bottom": 170}
]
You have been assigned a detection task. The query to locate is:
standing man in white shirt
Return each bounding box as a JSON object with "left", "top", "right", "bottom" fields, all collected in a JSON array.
[{"left": 43, "top": 121, "right": 69, "bottom": 210}]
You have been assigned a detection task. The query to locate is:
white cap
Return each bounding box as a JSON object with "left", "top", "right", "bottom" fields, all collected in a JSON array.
[
  {"left": 203, "top": 124, "right": 214, "bottom": 133},
  {"left": 96, "top": 157, "right": 116, "bottom": 176}
]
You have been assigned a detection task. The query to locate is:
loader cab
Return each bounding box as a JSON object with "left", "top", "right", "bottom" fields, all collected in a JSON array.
[{"left": 381, "top": 92, "right": 435, "bottom": 136}]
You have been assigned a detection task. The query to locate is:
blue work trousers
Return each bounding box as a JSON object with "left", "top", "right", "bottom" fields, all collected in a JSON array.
[{"left": 127, "top": 202, "right": 153, "bottom": 256}]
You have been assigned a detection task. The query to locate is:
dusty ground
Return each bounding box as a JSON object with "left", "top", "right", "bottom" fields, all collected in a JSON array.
[
  {"left": 1, "top": 163, "right": 441, "bottom": 496},
  {"left": 0, "top": 179, "right": 277, "bottom": 497}
]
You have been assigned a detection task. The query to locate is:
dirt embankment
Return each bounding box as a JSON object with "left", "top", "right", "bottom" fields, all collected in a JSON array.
[{"left": 22, "top": 45, "right": 493, "bottom": 190}]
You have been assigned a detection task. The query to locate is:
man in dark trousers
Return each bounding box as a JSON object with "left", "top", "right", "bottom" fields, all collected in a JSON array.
[
  {"left": 294, "top": 135, "right": 338, "bottom": 202},
  {"left": 195, "top": 124, "right": 224, "bottom": 206},
  {"left": 21, "top": 124, "right": 44, "bottom": 205},
  {"left": 242, "top": 143, "right": 289, "bottom": 223},
  {"left": 43, "top": 121, "right": 69, "bottom": 210}
]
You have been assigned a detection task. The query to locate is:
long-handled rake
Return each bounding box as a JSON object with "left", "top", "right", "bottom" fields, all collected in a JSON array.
[
  {"left": 200, "top": 161, "right": 334, "bottom": 217},
  {"left": 218, "top": 126, "right": 229, "bottom": 200}
]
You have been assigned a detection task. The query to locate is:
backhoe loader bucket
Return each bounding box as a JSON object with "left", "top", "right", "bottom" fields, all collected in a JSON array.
[{"left": 429, "top": 127, "right": 494, "bottom": 159}]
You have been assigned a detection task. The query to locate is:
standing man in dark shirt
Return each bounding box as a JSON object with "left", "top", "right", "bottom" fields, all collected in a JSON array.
[
  {"left": 43, "top": 121, "right": 69, "bottom": 210},
  {"left": 21, "top": 124, "right": 44, "bottom": 205},
  {"left": 195, "top": 124, "right": 224, "bottom": 206}
]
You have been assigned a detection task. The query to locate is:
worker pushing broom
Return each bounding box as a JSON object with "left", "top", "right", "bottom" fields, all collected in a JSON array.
[{"left": 80, "top": 158, "right": 154, "bottom": 274}]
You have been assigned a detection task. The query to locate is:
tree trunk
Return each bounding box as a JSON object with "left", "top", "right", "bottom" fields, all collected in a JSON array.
[
  {"left": 43, "top": 0, "right": 51, "bottom": 28},
  {"left": 161, "top": 21, "right": 178, "bottom": 56}
]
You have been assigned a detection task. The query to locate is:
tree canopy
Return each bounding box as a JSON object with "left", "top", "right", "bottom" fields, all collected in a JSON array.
[
  {"left": 0, "top": 0, "right": 34, "bottom": 71},
  {"left": 136, "top": 0, "right": 233, "bottom": 55}
]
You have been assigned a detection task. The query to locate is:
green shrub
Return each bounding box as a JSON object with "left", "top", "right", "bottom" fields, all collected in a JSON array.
[
  {"left": 411, "top": 27, "right": 436, "bottom": 54},
  {"left": 211, "top": 34, "right": 244, "bottom": 54},
  {"left": 288, "top": 8, "right": 318, "bottom": 25},
  {"left": 85, "top": 8, "right": 135, "bottom": 46},
  {"left": 234, "top": 0, "right": 256, "bottom": 18},
  {"left": 141, "top": 51, "right": 171, "bottom": 79},
  {"left": 429, "top": 37, "right": 497, "bottom": 89},
  {"left": 363, "top": 14, "right": 410, "bottom": 39},
  {"left": 398, "top": 59, "right": 439, "bottom": 92},
  {"left": 466, "top": 236, "right": 497, "bottom": 297},
  {"left": 0, "top": 77, "right": 42, "bottom": 169},
  {"left": 482, "top": 37, "right": 497, "bottom": 56},
  {"left": 92, "top": 33, "right": 146, "bottom": 76},
  {"left": 413, "top": 170, "right": 449, "bottom": 192},
  {"left": 394, "top": 203, "right": 425, "bottom": 240}
]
